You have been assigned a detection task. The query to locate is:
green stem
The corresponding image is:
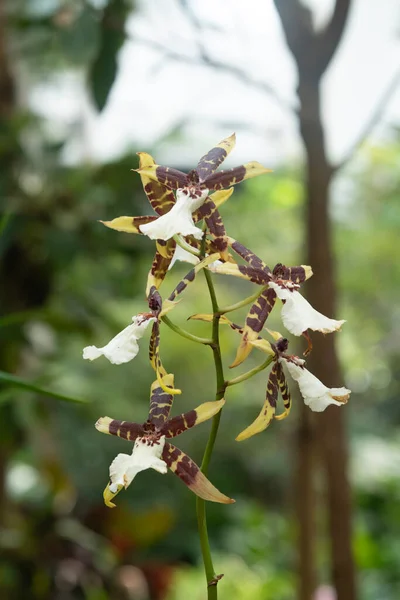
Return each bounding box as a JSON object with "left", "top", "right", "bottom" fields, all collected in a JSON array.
[
  {"left": 196, "top": 234, "right": 226, "bottom": 599},
  {"left": 173, "top": 234, "right": 201, "bottom": 256},
  {"left": 217, "top": 285, "right": 268, "bottom": 315},
  {"left": 226, "top": 356, "right": 274, "bottom": 387},
  {"left": 161, "top": 315, "right": 212, "bottom": 345}
]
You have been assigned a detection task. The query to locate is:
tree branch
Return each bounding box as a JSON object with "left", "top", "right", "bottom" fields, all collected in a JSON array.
[
  {"left": 132, "top": 35, "right": 297, "bottom": 114},
  {"left": 334, "top": 67, "right": 400, "bottom": 172},
  {"left": 316, "top": 0, "right": 351, "bottom": 74}
]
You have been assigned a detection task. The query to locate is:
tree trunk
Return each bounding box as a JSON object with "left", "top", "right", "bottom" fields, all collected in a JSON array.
[{"left": 299, "top": 80, "right": 356, "bottom": 600}]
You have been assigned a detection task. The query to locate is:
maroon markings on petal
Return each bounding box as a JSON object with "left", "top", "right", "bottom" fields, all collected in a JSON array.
[
  {"left": 276, "top": 362, "right": 291, "bottom": 414},
  {"left": 272, "top": 263, "right": 307, "bottom": 285},
  {"left": 230, "top": 239, "right": 270, "bottom": 272},
  {"left": 144, "top": 181, "right": 176, "bottom": 216},
  {"left": 148, "top": 286, "right": 163, "bottom": 315},
  {"left": 162, "top": 443, "right": 234, "bottom": 503},
  {"left": 267, "top": 364, "right": 279, "bottom": 409},
  {"left": 195, "top": 134, "right": 235, "bottom": 183},
  {"left": 149, "top": 382, "right": 173, "bottom": 427},
  {"left": 156, "top": 166, "right": 189, "bottom": 190},
  {"left": 149, "top": 320, "right": 165, "bottom": 376},
  {"left": 195, "top": 198, "right": 228, "bottom": 258},
  {"left": 168, "top": 268, "right": 196, "bottom": 302},
  {"left": 205, "top": 165, "right": 246, "bottom": 190},
  {"left": 238, "top": 265, "right": 270, "bottom": 286},
  {"left": 108, "top": 419, "right": 144, "bottom": 441},
  {"left": 245, "top": 288, "right": 277, "bottom": 334},
  {"left": 161, "top": 409, "right": 197, "bottom": 438}
]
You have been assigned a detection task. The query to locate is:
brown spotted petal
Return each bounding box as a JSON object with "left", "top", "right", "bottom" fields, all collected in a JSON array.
[
  {"left": 162, "top": 442, "right": 234, "bottom": 504},
  {"left": 205, "top": 161, "right": 271, "bottom": 191},
  {"left": 146, "top": 241, "right": 176, "bottom": 297},
  {"left": 195, "top": 133, "right": 236, "bottom": 183},
  {"left": 95, "top": 416, "right": 144, "bottom": 441},
  {"left": 136, "top": 152, "right": 176, "bottom": 215},
  {"left": 167, "top": 254, "right": 220, "bottom": 303},
  {"left": 161, "top": 399, "right": 225, "bottom": 438},
  {"left": 236, "top": 363, "right": 279, "bottom": 441},
  {"left": 272, "top": 263, "right": 313, "bottom": 285},
  {"left": 136, "top": 163, "right": 189, "bottom": 191},
  {"left": 275, "top": 362, "right": 291, "bottom": 421},
  {"left": 148, "top": 376, "right": 174, "bottom": 427},
  {"left": 231, "top": 288, "right": 277, "bottom": 368},
  {"left": 208, "top": 262, "right": 270, "bottom": 286},
  {"left": 100, "top": 215, "right": 158, "bottom": 234},
  {"left": 227, "top": 237, "right": 271, "bottom": 272},
  {"left": 195, "top": 198, "right": 229, "bottom": 260},
  {"left": 150, "top": 320, "right": 181, "bottom": 396}
]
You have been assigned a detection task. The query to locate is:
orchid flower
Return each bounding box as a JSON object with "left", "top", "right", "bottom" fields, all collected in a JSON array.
[
  {"left": 96, "top": 374, "right": 234, "bottom": 507},
  {"left": 209, "top": 238, "right": 345, "bottom": 365},
  {"left": 236, "top": 334, "right": 350, "bottom": 441},
  {"left": 100, "top": 135, "right": 270, "bottom": 294}
]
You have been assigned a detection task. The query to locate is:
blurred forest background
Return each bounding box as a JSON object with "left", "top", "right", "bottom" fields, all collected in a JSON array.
[{"left": 1, "top": 1, "right": 400, "bottom": 599}]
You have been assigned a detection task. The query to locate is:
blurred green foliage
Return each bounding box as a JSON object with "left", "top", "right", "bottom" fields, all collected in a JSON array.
[{"left": 1, "top": 1, "right": 400, "bottom": 599}]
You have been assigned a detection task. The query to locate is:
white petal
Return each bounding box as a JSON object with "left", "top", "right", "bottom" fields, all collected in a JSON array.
[
  {"left": 283, "top": 360, "right": 350, "bottom": 412},
  {"left": 83, "top": 317, "right": 154, "bottom": 365},
  {"left": 268, "top": 282, "right": 345, "bottom": 336},
  {"left": 139, "top": 188, "right": 208, "bottom": 241},
  {"left": 109, "top": 436, "right": 167, "bottom": 489},
  {"left": 168, "top": 244, "right": 200, "bottom": 270}
]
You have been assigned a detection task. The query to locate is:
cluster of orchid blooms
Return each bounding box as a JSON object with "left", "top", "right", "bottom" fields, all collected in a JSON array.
[{"left": 83, "top": 134, "right": 350, "bottom": 508}]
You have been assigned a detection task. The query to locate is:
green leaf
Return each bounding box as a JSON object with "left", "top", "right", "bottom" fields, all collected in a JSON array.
[
  {"left": 88, "top": 0, "right": 130, "bottom": 112},
  {"left": 0, "top": 371, "right": 89, "bottom": 404}
]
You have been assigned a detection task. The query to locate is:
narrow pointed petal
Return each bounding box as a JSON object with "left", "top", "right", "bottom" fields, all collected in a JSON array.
[
  {"left": 188, "top": 314, "right": 232, "bottom": 325},
  {"left": 146, "top": 241, "right": 176, "bottom": 296},
  {"left": 196, "top": 133, "right": 236, "bottom": 182},
  {"left": 236, "top": 364, "right": 279, "bottom": 441},
  {"left": 136, "top": 152, "right": 176, "bottom": 215},
  {"left": 283, "top": 360, "right": 350, "bottom": 412},
  {"left": 167, "top": 253, "right": 220, "bottom": 302},
  {"left": 275, "top": 363, "right": 291, "bottom": 420},
  {"left": 268, "top": 282, "right": 346, "bottom": 336},
  {"left": 149, "top": 320, "right": 167, "bottom": 377},
  {"left": 209, "top": 187, "right": 234, "bottom": 209},
  {"left": 139, "top": 189, "right": 207, "bottom": 241},
  {"left": 148, "top": 376, "right": 174, "bottom": 426},
  {"left": 227, "top": 237, "right": 270, "bottom": 271},
  {"left": 156, "top": 238, "right": 176, "bottom": 259},
  {"left": 95, "top": 416, "right": 144, "bottom": 441},
  {"left": 208, "top": 261, "right": 270, "bottom": 285},
  {"left": 249, "top": 338, "right": 276, "bottom": 356},
  {"left": 162, "top": 442, "right": 234, "bottom": 503},
  {"left": 231, "top": 288, "right": 277, "bottom": 368},
  {"left": 272, "top": 263, "right": 313, "bottom": 284},
  {"left": 205, "top": 161, "right": 271, "bottom": 190},
  {"left": 100, "top": 215, "right": 158, "bottom": 234},
  {"left": 195, "top": 198, "right": 229, "bottom": 259},
  {"left": 161, "top": 399, "right": 225, "bottom": 438},
  {"left": 136, "top": 163, "right": 189, "bottom": 190}
]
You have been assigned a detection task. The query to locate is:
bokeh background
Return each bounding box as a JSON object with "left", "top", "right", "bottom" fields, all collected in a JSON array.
[{"left": 1, "top": 1, "right": 400, "bottom": 599}]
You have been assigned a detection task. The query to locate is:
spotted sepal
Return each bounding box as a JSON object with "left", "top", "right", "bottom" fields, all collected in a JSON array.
[
  {"left": 167, "top": 254, "right": 220, "bottom": 303},
  {"left": 227, "top": 237, "right": 270, "bottom": 272},
  {"left": 136, "top": 152, "right": 176, "bottom": 215},
  {"left": 209, "top": 262, "right": 270, "bottom": 286},
  {"left": 162, "top": 442, "right": 234, "bottom": 503},
  {"left": 146, "top": 240, "right": 176, "bottom": 296},
  {"left": 205, "top": 161, "right": 271, "bottom": 191},
  {"left": 161, "top": 399, "right": 225, "bottom": 438},
  {"left": 195, "top": 198, "right": 229, "bottom": 259},
  {"left": 95, "top": 416, "right": 144, "bottom": 441},
  {"left": 150, "top": 321, "right": 181, "bottom": 395},
  {"left": 136, "top": 163, "right": 189, "bottom": 191},
  {"left": 236, "top": 363, "right": 279, "bottom": 441},
  {"left": 275, "top": 362, "right": 291, "bottom": 421},
  {"left": 100, "top": 215, "right": 158, "bottom": 234},
  {"left": 272, "top": 263, "right": 312, "bottom": 285},
  {"left": 195, "top": 133, "right": 236, "bottom": 183},
  {"left": 231, "top": 288, "right": 277, "bottom": 368},
  {"left": 148, "top": 376, "right": 174, "bottom": 427}
]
